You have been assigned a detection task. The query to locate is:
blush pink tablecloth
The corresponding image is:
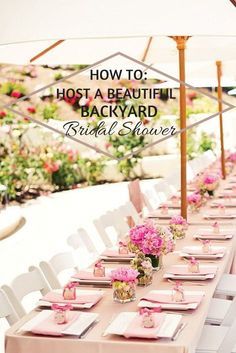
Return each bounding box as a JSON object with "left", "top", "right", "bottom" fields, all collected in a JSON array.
[{"left": 5, "top": 176, "right": 236, "bottom": 353}]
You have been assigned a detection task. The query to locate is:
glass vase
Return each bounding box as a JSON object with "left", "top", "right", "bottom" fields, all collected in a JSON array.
[
  {"left": 113, "top": 281, "right": 136, "bottom": 303},
  {"left": 147, "top": 254, "right": 162, "bottom": 271}
]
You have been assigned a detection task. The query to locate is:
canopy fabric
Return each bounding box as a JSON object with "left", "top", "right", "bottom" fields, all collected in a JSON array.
[
  {"left": 0, "top": 37, "right": 236, "bottom": 71},
  {"left": 1, "top": 0, "right": 236, "bottom": 45}
]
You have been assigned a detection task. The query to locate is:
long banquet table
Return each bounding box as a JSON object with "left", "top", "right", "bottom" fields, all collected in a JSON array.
[{"left": 5, "top": 173, "right": 236, "bottom": 353}]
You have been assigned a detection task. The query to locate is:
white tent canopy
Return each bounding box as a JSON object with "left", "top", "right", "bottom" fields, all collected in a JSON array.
[{"left": 1, "top": 0, "right": 236, "bottom": 45}]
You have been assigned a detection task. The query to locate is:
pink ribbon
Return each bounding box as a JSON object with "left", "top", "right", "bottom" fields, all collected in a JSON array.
[
  {"left": 212, "top": 221, "right": 219, "bottom": 228},
  {"left": 173, "top": 281, "right": 184, "bottom": 292},
  {"left": 51, "top": 304, "right": 73, "bottom": 312},
  {"left": 202, "top": 239, "right": 211, "bottom": 245},
  {"left": 64, "top": 282, "right": 76, "bottom": 290},
  {"left": 190, "top": 256, "right": 198, "bottom": 265},
  {"left": 119, "top": 241, "right": 127, "bottom": 247},
  {"left": 95, "top": 260, "right": 103, "bottom": 268},
  {"left": 139, "top": 307, "right": 161, "bottom": 316}
]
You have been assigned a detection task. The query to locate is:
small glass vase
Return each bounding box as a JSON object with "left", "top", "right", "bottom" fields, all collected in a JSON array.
[
  {"left": 138, "top": 272, "right": 153, "bottom": 286},
  {"left": 147, "top": 254, "right": 162, "bottom": 271},
  {"left": 113, "top": 281, "right": 136, "bottom": 303},
  {"left": 170, "top": 225, "right": 186, "bottom": 240}
]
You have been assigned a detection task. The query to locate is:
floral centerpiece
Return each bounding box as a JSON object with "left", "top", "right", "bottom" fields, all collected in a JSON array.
[
  {"left": 169, "top": 216, "right": 188, "bottom": 240},
  {"left": 187, "top": 192, "right": 203, "bottom": 213},
  {"left": 131, "top": 252, "right": 153, "bottom": 286},
  {"left": 110, "top": 267, "right": 139, "bottom": 303},
  {"left": 198, "top": 173, "right": 220, "bottom": 196},
  {"left": 129, "top": 223, "right": 175, "bottom": 270},
  {"left": 227, "top": 152, "right": 236, "bottom": 163}
]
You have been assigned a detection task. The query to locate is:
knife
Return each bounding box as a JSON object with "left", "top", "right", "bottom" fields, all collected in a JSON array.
[
  {"left": 171, "top": 322, "right": 187, "bottom": 341},
  {"left": 79, "top": 319, "right": 99, "bottom": 339}
]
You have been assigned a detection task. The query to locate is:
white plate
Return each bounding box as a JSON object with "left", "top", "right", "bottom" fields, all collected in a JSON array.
[
  {"left": 180, "top": 246, "right": 226, "bottom": 259},
  {"left": 103, "top": 312, "right": 182, "bottom": 339},
  {"left": 37, "top": 289, "right": 104, "bottom": 309},
  {"left": 193, "top": 233, "right": 233, "bottom": 240},
  {"left": 138, "top": 290, "right": 204, "bottom": 310},
  {"left": 147, "top": 210, "right": 178, "bottom": 219},
  {"left": 163, "top": 273, "right": 215, "bottom": 280},
  {"left": 19, "top": 310, "right": 99, "bottom": 337},
  {"left": 203, "top": 214, "right": 236, "bottom": 219}
]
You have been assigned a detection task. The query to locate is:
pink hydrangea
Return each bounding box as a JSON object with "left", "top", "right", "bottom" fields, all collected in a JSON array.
[
  {"left": 203, "top": 174, "right": 219, "bottom": 185},
  {"left": 129, "top": 224, "right": 156, "bottom": 246},
  {"left": 110, "top": 267, "right": 139, "bottom": 282},
  {"left": 141, "top": 232, "right": 163, "bottom": 256},
  {"left": 187, "top": 193, "right": 202, "bottom": 205},
  {"left": 169, "top": 215, "right": 187, "bottom": 226}
]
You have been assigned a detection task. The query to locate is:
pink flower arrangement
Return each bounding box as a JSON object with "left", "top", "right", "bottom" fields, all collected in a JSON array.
[
  {"left": 187, "top": 193, "right": 202, "bottom": 205},
  {"left": 141, "top": 232, "right": 163, "bottom": 256},
  {"left": 129, "top": 223, "right": 175, "bottom": 256},
  {"left": 169, "top": 215, "right": 188, "bottom": 228},
  {"left": 110, "top": 267, "right": 139, "bottom": 283},
  {"left": 203, "top": 174, "right": 219, "bottom": 186},
  {"left": 228, "top": 152, "right": 236, "bottom": 163},
  {"left": 129, "top": 224, "right": 156, "bottom": 246}
]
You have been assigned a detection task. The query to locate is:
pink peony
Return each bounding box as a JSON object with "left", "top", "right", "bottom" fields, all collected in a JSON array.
[{"left": 110, "top": 267, "right": 139, "bottom": 283}]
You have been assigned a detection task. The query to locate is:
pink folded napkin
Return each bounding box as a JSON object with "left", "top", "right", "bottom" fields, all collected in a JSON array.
[
  {"left": 101, "top": 249, "right": 134, "bottom": 258},
  {"left": 41, "top": 291, "right": 103, "bottom": 305},
  {"left": 182, "top": 246, "right": 225, "bottom": 255},
  {"left": 168, "top": 265, "right": 217, "bottom": 276},
  {"left": 32, "top": 311, "right": 79, "bottom": 336},
  {"left": 73, "top": 271, "right": 111, "bottom": 281},
  {"left": 124, "top": 313, "right": 165, "bottom": 339},
  {"left": 141, "top": 292, "right": 203, "bottom": 305}
]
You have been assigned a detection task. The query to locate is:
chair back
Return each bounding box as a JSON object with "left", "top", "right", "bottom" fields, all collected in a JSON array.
[
  {"left": 2, "top": 267, "right": 50, "bottom": 317},
  {"left": 40, "top": 252, "right": 77, "bottom": 289},
  {"left": 0, "top": 289, "right": 19, "bottom": 325},
  {"left": 218, "top": 317, "right": 236, "bottom": 353},
  {"left": 222, "top": 296, "right": 236, "bottom": 326}
]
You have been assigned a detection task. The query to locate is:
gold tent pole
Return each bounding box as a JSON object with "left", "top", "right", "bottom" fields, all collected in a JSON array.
[
  {"left": 171, "top": 36, "right": 190, "bottom": 219},
  {"left": 30, "top": 40, "right": 65, "bottom": 63},
  {"left": 216, "top": 61, "right": 226, "bottom": 179},
  {"left": 142, "top": 37, "right": 153, "bottom": 62}
]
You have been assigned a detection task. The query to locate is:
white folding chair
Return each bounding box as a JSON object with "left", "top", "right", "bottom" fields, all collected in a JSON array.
[
  {"left": 2, "top": 267, "right": 50, "bottom": 318},
  {"left": 93, "top": 208, "right": 129, "bottom": 248},
  {"left": 214, "top": 274, "right": 236, "bottom": 297},
  {"left": 153, "top": 180, "right": 173, "bottom": 202},
  {"left": 40, "top": 251, "right": 78, "bottom": 290},
  {"left": 206, "top": 296, "right": 236, "bottom": 325},
  {"left": 67, "top": 228, "right": 98, "bottom": 267},
  {"left": 0, "top": 289, "right": 19, "bottom": 325},
  {"left": 196, "top": 317, "right": 236, "bottom": 353},
  {"left": 142, "top": 189, "right": 161, "bottom": 211},
  {"left": 118, "top": 201, "right": 142, "bottom": 226}
]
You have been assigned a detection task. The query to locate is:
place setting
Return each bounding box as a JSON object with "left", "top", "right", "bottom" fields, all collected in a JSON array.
[
  {"left": 99, "top": 241, "right": 135, "bottom": 263},
  {"left": 138, "top": 281, "right": 205, "bottom": 311},
  {"left": 102, "top": 310, "right": 184, "bottom": 340},
  {"left": 37, "top": 283, "right": 104, "bottom": 309},
  {"left": 163, "top": 258, "right": 218, "bottom": 281},
  {"left": 18, "top": 308, "right": 99, "bottom": 338},
  {"left": 193, "top": 222, "right": 235, "bottom": 240},
  {"left": 146, "top": 204, "right": 179, "bottom": 219},
  {"left": 179, "top": 241, "right": 227, "bottom": 260},
  {"left": 71, "top": 260, "right": 113, "bottom": 286}
]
